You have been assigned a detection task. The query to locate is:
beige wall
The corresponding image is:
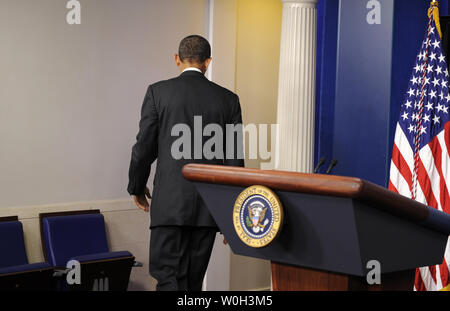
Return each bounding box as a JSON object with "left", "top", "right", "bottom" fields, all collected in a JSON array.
[
  {"left": 0, "top": 0, "right": 207, "bottom": 208},
  {"left": 230, "top": 0, "right": 283, "bottom": 291},
  {"left": 235, "top": 0, "right": 282, "bottom": 170},
  {"left": 205, "top": 0, "right": 282, "bottom": 291}
]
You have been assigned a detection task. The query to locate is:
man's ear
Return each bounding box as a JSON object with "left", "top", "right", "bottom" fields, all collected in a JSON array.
[
  {"left": 202, "top": 58, "right": 212, "bottom": 73},
  {"left": 174, "top": 54, "right": 182, "bottom": 67},
  {"left": 205, "top": 57, "right": 212, "bottom": 69}
]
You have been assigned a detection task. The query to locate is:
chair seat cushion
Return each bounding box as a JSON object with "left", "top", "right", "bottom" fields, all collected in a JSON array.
[
  {"left": 70, "top": 251, "right": 133, "bottom": 263},
  {"left": 0, "top": 262, "right": 52, "bottom": 276}
]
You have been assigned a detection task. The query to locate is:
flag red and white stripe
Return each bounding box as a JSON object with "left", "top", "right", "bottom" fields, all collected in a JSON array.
[{"left": 389, "top": 123, "right": 450, "bottom": 291}]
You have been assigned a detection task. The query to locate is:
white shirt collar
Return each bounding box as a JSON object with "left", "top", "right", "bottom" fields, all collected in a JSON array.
[{"left": 182, "top": 67, "right": 203, "bottom": 74}]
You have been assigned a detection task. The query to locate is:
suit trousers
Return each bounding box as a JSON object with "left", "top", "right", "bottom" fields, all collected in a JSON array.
[{"left": 149, "top": 226, "right": 217, "bottom": 291}]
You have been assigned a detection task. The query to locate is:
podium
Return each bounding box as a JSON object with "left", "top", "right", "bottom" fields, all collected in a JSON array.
[{"left": 182, "top": 164, "right": 450, "bottom": 291}]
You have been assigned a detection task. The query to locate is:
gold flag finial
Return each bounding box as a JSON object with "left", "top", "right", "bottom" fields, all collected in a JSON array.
[{"left": 429, "top": 1, "right": 443, "bottom": 38}]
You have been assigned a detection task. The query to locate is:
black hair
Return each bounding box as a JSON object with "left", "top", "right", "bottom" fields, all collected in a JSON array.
[{"left": 178, "top": 35, "right": 211, "bottom": 64}]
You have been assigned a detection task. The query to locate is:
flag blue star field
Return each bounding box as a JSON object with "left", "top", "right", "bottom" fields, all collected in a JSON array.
[
  {"left": 389, "top": 10, "right": 450, "bottom": 291},
  {"left": 398, "top": 23, "right": 449, "bottom": 149}
]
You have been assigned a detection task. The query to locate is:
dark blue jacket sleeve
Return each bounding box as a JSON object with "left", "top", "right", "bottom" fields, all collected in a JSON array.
[
  {"left": 225, "top": 94, "right": 245, "bottom": 167},
  {"left": 127, "top": 86, "right": 159, "bottom": 195}
]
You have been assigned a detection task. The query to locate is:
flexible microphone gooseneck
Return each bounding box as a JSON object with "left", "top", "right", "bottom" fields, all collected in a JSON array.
[
  {"left": 326, "top": 159, "right": 338, "bottom": 175},
  {"left": 314, "top": 157, "right": 327, "bottom": 174}
]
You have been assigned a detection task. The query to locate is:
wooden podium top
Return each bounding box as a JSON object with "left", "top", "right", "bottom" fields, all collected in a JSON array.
[{"left": 182, "top": 164, "right": 450, "bottom": 234}]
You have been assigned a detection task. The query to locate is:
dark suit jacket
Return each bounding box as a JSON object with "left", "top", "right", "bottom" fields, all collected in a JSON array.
[{"left": 128, "top": 70, "right": 244, "bottom": 228}]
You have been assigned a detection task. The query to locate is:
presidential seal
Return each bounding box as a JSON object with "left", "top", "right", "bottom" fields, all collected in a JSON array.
[{"left": 233, "top": 185, "right": 283, "bottom": 248}]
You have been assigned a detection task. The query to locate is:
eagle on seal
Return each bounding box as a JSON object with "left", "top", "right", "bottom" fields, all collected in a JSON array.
[{"left": 247, "top": 201, "right": 269, "bottom": 233}]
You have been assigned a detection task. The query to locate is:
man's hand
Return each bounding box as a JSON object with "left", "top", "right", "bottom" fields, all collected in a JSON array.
[{"left": 133, "top": 187, "right": 152, "bottom": 212}]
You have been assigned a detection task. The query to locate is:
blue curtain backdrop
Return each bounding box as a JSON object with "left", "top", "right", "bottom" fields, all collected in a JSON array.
[
  {"left": 315, "top": 0, "right": 450, "bottom": 185},
  {"left": 315, "top": 0, "right": 339, "bottom": 174}
]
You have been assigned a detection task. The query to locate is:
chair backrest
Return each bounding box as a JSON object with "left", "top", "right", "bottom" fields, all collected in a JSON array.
[
  {"left": 40, "top": 211, "right": 110, "bottom": 267},
  {"left": 0, "top": 217, "right": 29, "bottom": 268}
]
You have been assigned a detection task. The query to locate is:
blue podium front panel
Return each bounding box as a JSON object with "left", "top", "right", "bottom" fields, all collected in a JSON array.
[{"left": 194, "top": 182, "right": 447, "bottom": 276}]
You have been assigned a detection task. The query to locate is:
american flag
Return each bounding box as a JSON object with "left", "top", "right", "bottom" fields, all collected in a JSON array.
[{"left": 388, "top": 8, "right": 450, "bottom": 291}]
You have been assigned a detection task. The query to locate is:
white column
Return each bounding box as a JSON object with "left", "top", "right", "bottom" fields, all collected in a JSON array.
[{"left": 275, "top": 0, "right": 318, "bottom": 173}]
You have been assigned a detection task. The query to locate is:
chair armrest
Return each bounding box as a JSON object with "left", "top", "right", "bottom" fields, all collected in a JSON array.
[
  {"left": 0, "top": 262, "right": 52, "bottom": 276},
  {"left": 52, "top": 267, "right": 71, "bottom": 277},
  {"left": 70, "top": 251, "right": 134, "bottom": 264},
  {"left": 133, "top": 261, "right": 144, "bottom": 268}
]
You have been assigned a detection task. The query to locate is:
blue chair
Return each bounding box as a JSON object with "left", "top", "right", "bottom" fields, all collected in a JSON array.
[
  {"left": 0, "top": 216, "right": 53, "bottom": 290},
  {"left": 39, "top": 210, "right": 135, "bottom": 291}
]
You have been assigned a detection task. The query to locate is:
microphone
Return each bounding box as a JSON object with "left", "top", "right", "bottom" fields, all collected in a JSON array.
[
  {"left": 326, "top": 159, "right": 338, "bottom": 175},
  {"left": 314, "top": 157, "right": 327, "bottom": 174}
]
